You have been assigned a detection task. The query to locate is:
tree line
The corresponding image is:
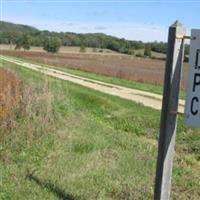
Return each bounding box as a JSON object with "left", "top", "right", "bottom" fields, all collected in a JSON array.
[
  {"left": 0, "top": 21, "right": 189, "bottom": 56},
  {"left": 0, "top": 30, "right": 167, "bottom": 54}
]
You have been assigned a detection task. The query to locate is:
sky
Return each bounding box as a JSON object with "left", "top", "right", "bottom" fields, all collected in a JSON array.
[{"left": 1, "top": 0, "right": 200, "bottom": 42}]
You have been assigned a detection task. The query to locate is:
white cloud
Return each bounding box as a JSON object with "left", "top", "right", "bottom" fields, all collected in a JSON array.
[{"left": 3, "top": 16, "right": 168, "bottom": 42}]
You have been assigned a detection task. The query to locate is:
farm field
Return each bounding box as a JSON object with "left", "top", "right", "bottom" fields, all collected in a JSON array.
[
  {"left": 4, "top": 55, "right": 186, "bottom": 99},
  {"left": 0, "top": 55, "right": 185, "bottom": 112},
  {"left": 0, "top": 44, "right": 166, "bottom": 58},
  {"left": 134, "top": 49, "right": 166, "bottom": 59},
  {"left": 0, "top": 54, "right": 167, "bottom": 96},
  {"left": 0, "top": 59, "right": 200, "bottom": 199},
  {"left": 0, "top": 44, "right": 120, "bottom": 55},
  {"left": 0, "top": 50, "right": 189, "bottom": 90}
]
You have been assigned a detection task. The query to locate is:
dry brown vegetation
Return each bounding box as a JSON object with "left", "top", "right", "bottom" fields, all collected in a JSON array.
[
  {"left": 0, "top": 44, "right": 119, "bottom": 54},
  {"left": 0, "top": 68, "right": 21, "bottom": 121},
  {"left": 0, "top": 66, "right": 55, "bottom": 148},
  {"left": 1, "top": 50, "right": 189, "bottom": 89}
]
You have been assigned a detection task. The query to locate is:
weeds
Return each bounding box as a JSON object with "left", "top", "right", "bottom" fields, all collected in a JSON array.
[
  {"left": 0, "top": 70, "right": 57, "bottom": 161},
  {"left": 0, "top": 60, "right": 200, "bottom": 199},
  {"left": 0, "top": 68, "right": 21, "bottom": 121}
]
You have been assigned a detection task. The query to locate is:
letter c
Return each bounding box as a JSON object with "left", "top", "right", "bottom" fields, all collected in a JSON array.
[{"left": 190, "top": 97, "right": 199, "bottom": 115}]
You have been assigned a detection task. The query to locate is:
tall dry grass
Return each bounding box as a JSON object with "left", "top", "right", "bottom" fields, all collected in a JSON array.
[
  {"left": 0, "top": 69, "right": 56, "bottom": 159},
  {"left": 0, "top": 68, "right": 21, "bottom": 121}
]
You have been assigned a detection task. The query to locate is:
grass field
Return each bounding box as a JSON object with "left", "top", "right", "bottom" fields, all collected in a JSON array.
[{"left": 0, "top": 59, "right": 200, "bottom": 199}]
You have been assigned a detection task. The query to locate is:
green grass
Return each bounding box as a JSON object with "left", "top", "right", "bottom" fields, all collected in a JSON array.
[
  {"left": 0, "top": 60, "right": 199, "bottom": 199},
  {"left": 1, "top": 55, "right": 186, "bottom": 99}
]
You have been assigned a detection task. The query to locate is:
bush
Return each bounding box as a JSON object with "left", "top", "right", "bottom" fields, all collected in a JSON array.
[
  {"left": 43, "top": 37, "right": 61, "bottom": 53},
  {"left": 15, "top": 33, "right": 31, "bottom": 51}
]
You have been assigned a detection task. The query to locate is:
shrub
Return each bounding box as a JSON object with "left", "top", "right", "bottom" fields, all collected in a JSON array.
[
  {"left": 43, "top": 37, "right": 61, "bottom": 53},
  {"left": 15, "top": 33, "right": 31, "bottom": 51}
]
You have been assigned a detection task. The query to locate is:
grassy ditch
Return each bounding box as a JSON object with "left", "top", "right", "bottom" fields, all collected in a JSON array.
[{"left": 0, "top": 60, "right": 199, "bottom": 199}]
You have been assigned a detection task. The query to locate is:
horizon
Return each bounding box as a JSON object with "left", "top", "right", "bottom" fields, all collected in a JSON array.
[
  {"left": 1, "top": 1, "right": 200, "bottom": 42},
  {"left": 1, "top": 20, "right": 165, "bottom": 43}
]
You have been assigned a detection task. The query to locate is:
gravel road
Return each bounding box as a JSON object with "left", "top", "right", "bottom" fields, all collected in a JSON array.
[{"left": 0, "top": 55, "right": 185, "bottom": 112}]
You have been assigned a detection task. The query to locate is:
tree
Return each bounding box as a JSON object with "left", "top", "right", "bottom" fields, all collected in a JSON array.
[
  {"left": 43, "top": 37, "right": 61, "bottom": 53},
  {"left": 80, "top": 44, "right": 86, "bottom": 53},
  {"left": 151, "top": 41, "right": 167, "bottom": 54},
  {"left": 15, "top": 33, "right": 31, "bottom": 50},
  {"left": 144, "top": 43, "right": 152, "bottom": 57}
]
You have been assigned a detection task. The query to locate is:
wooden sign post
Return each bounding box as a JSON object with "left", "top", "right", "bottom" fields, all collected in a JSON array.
[{"left": 154, "top": 21, "right": 186, "bottom": 200}]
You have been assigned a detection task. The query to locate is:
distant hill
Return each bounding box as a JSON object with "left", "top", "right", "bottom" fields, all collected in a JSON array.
[
  {"left": 0, "top": 21, "right": 38, "bottom": 33},
  {"left": 0, "top": 21, "right": 147, "bottom": 54},
  {"left": 0, "top": 21, "right": 176, "bottom": 56}
]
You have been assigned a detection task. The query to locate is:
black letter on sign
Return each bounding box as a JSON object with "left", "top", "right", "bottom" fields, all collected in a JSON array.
[
  {"left": 191, "top": 97, "right": 199, "bottom": 115},
  {"left": 193, "top": 73, "right": 200, "bottom": 92},
  {"left": 195, "top": 49, "right": 200, "bottom": 68}
]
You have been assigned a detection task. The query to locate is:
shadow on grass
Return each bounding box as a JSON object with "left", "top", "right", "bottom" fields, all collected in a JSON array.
[{"left": 26, "top": 172, "right": 82, "bottom": 200}]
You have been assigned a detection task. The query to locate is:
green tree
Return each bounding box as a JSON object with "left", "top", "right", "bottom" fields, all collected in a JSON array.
[
  {"left": 43, "top": 37, "right": 61, "bottom": 53},
  {"left": 144, "top": 43, "right": 152, "bottom": 57},
  {"left": 1, "top": 21, "right": 173, "bottom": 56},
  {"left": 80, "top": 44, "right": 86, "bottom": 53},
  {"left": 15, "top": 33, "right": 31, "bottom": 50}
]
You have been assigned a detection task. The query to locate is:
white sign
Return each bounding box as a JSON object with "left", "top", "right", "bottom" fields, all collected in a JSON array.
[{"left": 185, "top": 29, "right": 200, "bottom": 128}]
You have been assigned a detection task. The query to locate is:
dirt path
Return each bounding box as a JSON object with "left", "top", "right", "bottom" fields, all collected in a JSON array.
[{"left": 0, "top": 55, "right": 185, "bottom": 112}]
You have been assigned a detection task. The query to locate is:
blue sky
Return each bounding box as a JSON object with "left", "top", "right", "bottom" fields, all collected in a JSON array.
[{"left": 1, "top": 0, "right": 200, "bottom": 42}]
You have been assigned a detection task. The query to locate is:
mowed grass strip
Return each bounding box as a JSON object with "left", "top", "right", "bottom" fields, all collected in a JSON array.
[{"left": 0, "top": 60, "right": 199, "bottom": 200}]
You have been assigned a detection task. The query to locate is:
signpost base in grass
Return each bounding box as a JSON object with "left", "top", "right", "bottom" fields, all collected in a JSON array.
[{"left": 154, "top": 21, "right": 186, "bottom": 200}]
